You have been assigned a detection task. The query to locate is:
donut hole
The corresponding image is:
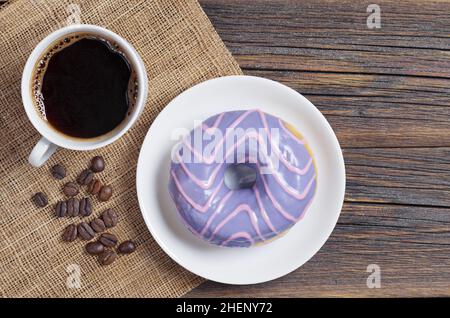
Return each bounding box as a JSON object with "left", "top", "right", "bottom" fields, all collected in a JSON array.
[{"left": 224, "top": 163, "right": 257, "bottom": 190}]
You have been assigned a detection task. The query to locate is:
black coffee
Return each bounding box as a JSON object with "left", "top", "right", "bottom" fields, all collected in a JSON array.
[{"left": 32, "top": 34, "right": 137, "bottom": 138}]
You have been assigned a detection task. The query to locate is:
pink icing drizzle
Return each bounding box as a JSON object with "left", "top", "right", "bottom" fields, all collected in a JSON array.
[
  {"left": 182, "top": 110, "right": 309, "bottom": 176},
  {"left": 170, "top": 110, "right": 317, "bottom": 247},
  {"left": 177, "top": 131, "right": 313, "bottom": 200},
  {"left": 209, "top": 204, "right": 264, "bottom": 242}
]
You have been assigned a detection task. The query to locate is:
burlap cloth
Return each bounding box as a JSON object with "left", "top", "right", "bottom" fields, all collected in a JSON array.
[{"left": 0, "top": 0, "right": 242, "bottom": 297}]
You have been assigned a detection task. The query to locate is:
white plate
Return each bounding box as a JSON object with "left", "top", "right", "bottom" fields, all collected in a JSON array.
[{"left": 136, "top": 75, "right": 345, "bottom": 285}]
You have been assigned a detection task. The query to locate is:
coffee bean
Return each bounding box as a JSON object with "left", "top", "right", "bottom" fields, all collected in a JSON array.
[
  {"left": 98, "top": 185, "right": 112, "bottom": 201},
  {"left": 117, "top": 240, "right": 136, "bottom": 254},
  {"left": 77, "top": 222, "right": 95, "bottom": 241},
  {"left": 62, "top": 224, "right": 77, "bottom": 242},
  {"left": 99, "top": 233, "right": 118, "bottom": 247},
  {"left": 32, "top": 192, "right": 48, "bottom": 208},
  {"left": 50, "top": 164, "right": 66, "bottom": 180},
  {"left": 88, "top": 179, "right": 101, "bottom": 195},
  {"left": 102, "top": 209, "right": 118, "bottom": 228},
  {"left": 98, "top": 249, "right": 117, "bottom": 266},
  {"left": 90, "top": 156, "right": 105, "bottom": 172},
  {"left": 90, "top": 218, "right": 106, "bottom": 233},
  {"left": 85, "top": 242, "right": 105, "bottom": 255},
  {"left": 77, "top": 169, "right": 93, "bottom": 185},
  {"left": 55, "top": 201, "right": 67, "bottom": 217},
  {"left": 63, "top": 182, "right": 79, "bottom": 197},
  {"left": 67, "top": 198, "right": 80, "bottom": 217},
  {"left": 79, "top": 197, "right": 92, "bottom": 217}
]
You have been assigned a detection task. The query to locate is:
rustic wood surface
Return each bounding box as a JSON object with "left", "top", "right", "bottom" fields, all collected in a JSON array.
[{"left": 186, "top": 0, "right": 450, "bottom": 297}]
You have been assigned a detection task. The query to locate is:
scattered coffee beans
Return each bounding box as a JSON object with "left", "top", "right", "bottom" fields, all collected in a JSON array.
[
  {"left": 98, "top": 249, "right": 117, "bottom": 266},
  {"left": 88, "top": 179, "right": 101, "bottom": 195},
  {"left": 77, "top": 222, "right": 95, "bottom": 241},
  {"left": 90, "top": 218, "right": 106, "bottom": 233},
  {"left": 102, "top": 209, "right": 118, "bottom": 228},
  {"left": 98, "top": 185, "right": 112, "bottom": 201},
  {"left": 85, "top": 242, "right": 105, "bottom": 255},
  {"left": 33, "top": 154, "right": 129, "bottom": 267},
  {"left": 32, "top": 192, "right": 48, "bottom": 208},
  {"left": 67, "top": 198, "right": 80, "bottom": 217},
  {"left": 62, "top": 224, "right": 77, "bottom": 242},
  {"left": 118, "top": 240, "right": 136, "bottom": 254},
  {"left": 99, "top": 233, "right": 118, "bottom": 247},
  {"left": 77, "top": 169, "right": 94, "bottom": 185},
  {"left": 91, "top": 156, "right": 105, "bottom": 173},
  {"left": 79, "top": 197, "right": 92, "bottom": 217},
  {"left": 63, "top": 182, "right": 79, "bottom": 197},
  {"left": 55, "top": 201, "right": 67, "bottom": 217},
  {"left": 50, "top": 164, "right": 66, "bottom": 180}
]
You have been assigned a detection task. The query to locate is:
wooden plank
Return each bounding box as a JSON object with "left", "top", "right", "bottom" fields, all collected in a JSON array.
[
  {"left": 345, "top": 147, "right": 450, "bottom": 206},
  {"left": 201, "top": 0, "right": 450, "bottom": 148},
  {"left": 246, "top": 69, "right": 450, "bottom": 147},
  {"left": 186, "top": 202, "right": 450, "bottom": 297},
  {"left": 201, "top": 0, "right": 450, "bottom": 76}
]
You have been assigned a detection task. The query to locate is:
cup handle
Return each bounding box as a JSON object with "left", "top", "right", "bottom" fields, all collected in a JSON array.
[{"left": 28, "top": 137, "right": 58, "bottom": 167}]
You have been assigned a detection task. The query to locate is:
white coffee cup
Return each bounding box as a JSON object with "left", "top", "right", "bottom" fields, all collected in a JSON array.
[{"left": 22, "top": 24, "right": 148, "bottom": 167}]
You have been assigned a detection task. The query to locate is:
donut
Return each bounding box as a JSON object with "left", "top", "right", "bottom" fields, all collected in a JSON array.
[{"left": 168, "top": 109, "right": 317, "bottom": 247}]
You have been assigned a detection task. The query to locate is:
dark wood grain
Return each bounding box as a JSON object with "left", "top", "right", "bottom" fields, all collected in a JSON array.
[
  {"left": 201, "top": 0, "right": 450, "bottom": 148},
  {"left": 189, "top": 202, "right": 450, "bottom": 297},
  {"left": 187, "top": 0, "right": 450, "bottom": 297}
]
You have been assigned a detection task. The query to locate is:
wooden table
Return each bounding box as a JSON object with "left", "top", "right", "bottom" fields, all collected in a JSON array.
[{"left": 186, "top": 0, "right": 450, "bottom": 297}]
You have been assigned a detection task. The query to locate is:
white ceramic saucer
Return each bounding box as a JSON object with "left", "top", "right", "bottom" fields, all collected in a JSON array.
[{"left": 136, "top": 75, "right": 345, "bottom": 284}]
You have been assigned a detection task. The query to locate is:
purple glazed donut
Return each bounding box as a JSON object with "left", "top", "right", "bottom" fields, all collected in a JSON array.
[{"left": 168, "top": 109, "right": 317, "bottom": 247}]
